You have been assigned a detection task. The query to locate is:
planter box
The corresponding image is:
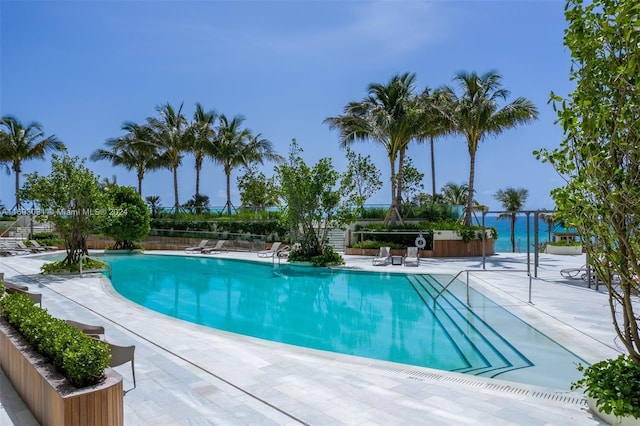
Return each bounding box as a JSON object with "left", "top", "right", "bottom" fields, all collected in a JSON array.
[
  {"left": 545, "top": 244, "right": 583, "bottom": 255},
  {"left": 588, "top": 396, "right": 640, "bottom": 426},
  {"left": 0, "top": 319, "right": 123, "bottom": 426}
]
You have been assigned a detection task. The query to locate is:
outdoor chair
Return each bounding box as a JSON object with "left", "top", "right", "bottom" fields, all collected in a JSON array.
[
  {"left": 184, "top": 240, "right": 209, "bottom": 253},
  {"left": 6, "top": 287, "right": 42, "bottom": 306},
  {"left": 258, "top": 242, "right": 282, "bottom": 258},
  {"left": 404, "top": 247, "right": 420, "bottom": 267},
  {"left": 202, "top": 240, "right": 227, "bottom": 254},
  {"left": 108, "top": 342, "right": 136, "bottom": 389},
  {"left": 372, "top": 246, "right": 391, "bottom": 266},
  {"left": 30, "top": 240, "right": 58, "bottom": 251},
  {"left": 65, "top": 319, "right": 106, "bottom": 339}
]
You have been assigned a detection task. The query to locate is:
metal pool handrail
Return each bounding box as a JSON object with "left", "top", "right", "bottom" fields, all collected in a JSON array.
[{"left": 433, "top": 269, "right": 533, "bottom": 307}]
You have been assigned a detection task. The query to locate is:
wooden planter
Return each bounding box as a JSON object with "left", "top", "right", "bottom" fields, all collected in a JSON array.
[
  {"left": 345, "top": 238, "right": 494, "bottom": 258},
  {"left": 0, "top": 319, "right": 123, "bottom": 426}
]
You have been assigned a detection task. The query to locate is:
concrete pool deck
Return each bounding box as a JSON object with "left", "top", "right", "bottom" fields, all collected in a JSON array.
[{"left": 0, "top": 250, "right": 623, "bottom": 425}]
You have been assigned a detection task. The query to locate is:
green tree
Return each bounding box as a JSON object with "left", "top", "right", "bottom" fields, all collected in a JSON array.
[
  {"left": 275, "top": 140, "right": 350, "bottom": 262},
  {"left": 417, "top": 87, "right": 455, "bottom": 197},
  {"left": 494, "top": 187, "right": 528, "bottom": 253},
  {"left": 91, "top": 121, "right": 158, "bottom": 195},
  {"left": 145, "top": 195, "right": 162, "bottom": 218},
  {"left": 445, "top": 71, "right": 538, "bottom": 226},
  {"left": 190, "top": 103, "right": 217, "bottom": 196},
  {"left": 237, "top": 165, "right": 280, "bottom": 210},
  {"left": 441, "top": 182, "right": 470, "bottom": 206},
  {"left": 341, "top": 148, "right": 382, "bottom": 216},
  {"left": 0, "top": 115, "right": 66, "bottom": 210},
  {"left": 102, "top": 185, "right": 150, "bottom": 250},
  {"left": 536, "top": 0, "right": 640, "bottom": 363},
  {"left": 147, "top": 103, "right": 191, "bottom": 212},
  {"left": 209, "top": 114, "right": 283, "bottom": 216},
  {"left": 324, "top": 73, "right": 421, "bottom": 226},
  {"left": 21, "top": 154, "right": 107, "bottom": 266}
]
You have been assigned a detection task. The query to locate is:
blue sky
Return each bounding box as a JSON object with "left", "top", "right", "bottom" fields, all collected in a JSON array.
[{"left": 1, "top": 0, "right": 571, "bottom": 211}]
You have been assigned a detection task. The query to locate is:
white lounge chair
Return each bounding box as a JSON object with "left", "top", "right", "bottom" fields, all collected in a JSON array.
[
  {"left": 258, "top": 242, "right": 282, "bottom": 258},
  {"left": 202, "top": 240, "right": 227, "bottom": 254},
  {"left": 372, "top": 246, "right": 391, "bottom": 266},
  {"left": 404, "top": 247, "right": 420, "bottom": 267},
  {"left": 185, "top": 240, "right": 209, "bottom": 253},
  {"left": 560, "top": 265, "right": 589, "bottom": 280},
  {"left": 30, "top": 240, "right": 58, "bottom": 251}
]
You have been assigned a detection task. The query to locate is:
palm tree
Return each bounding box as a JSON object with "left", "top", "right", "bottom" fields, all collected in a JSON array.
[
  {"left": 190, "top": 103, "right": 217, "bottom": 196},
  {"left": 324, "top": 73, "right": 422, "bottom": 226},
  {"left": 208, "top": 114, "right": 283, "bottom": 216},
  {"left": 147, "top": 103, "right": 191, "bottom": 212},
  {"left": 494, "top": 187, "right": 529, "bottom": 253},
  {"left": 441, "top": 182, "right": 470, "bottom": 206},
  {"left": 90, "top": 121, "right": 158, "bottom": 195},
  {"left": 417, "top": 87, "right": 455, "bottom": 198},
  {"left": 0, "top": 115, "right": 66, "bottom": 210},
  {"left": 444, "top": 71, "right": 538, "bottom": 226}
]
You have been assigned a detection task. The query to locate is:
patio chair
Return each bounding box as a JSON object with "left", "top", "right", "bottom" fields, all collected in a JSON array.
[
  {"left": 107, "top": 342, "right": 136, "bottom": 389},
  {"left": 185, "top": 240, "right": 209, "bottom": 253},
  {"left": 404, "top": 246, "right": 420, "bottom": 267},
  {"left": 202, "top": 239, "right": 227, "bottom": 254},
  {"left": 65, "top": 319, "right": 106, "bottom": 339},
  {"left": 5, "top": 287, "right": 42, "bottom": 306},
  {"left": 372, "top": 246, "right": 391, "bottom": 266},
  {"left": 3, "top": 281, "right": 29, "bottom": 292},
  {"left": 560, "top": 265, "right": 589, "bottom": 280},
  {"left": 258, "top": 241, "right": 282, "bottom": 258},
  {"left": 15, "top": 241, "right": 45, "bottom": 253},
  {"left": 30, "top": 240, "right": 58, "bottom": 251}
]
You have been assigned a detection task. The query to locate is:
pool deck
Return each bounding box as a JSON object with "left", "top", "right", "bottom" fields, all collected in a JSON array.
[{"left": 0, "top": 250, "right": 622, "bottom": 425}]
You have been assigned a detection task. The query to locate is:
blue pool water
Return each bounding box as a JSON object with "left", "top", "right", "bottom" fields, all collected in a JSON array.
[{"left": 99, "top": 254, "right": 586, "bottom": 390}]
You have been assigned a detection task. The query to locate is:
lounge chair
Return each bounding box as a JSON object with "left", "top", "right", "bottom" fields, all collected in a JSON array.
[
  {"left": 560, "top": 265, "right": 589, "bottom": 280},
  {"left": 65, "top": 319, "right": 106, "bottom": 339},
  {"left": 372, "top": 246, "right": 391, "bottom": 266},
  {"left": 202, "top": 239, "right": 227, "bottom": 254},
  {"left": 30, "top": 240, "right": 58, "bottom": 251},
  {"left": 185, "top": 240, "right": 209, "bottom": 253},
  {"left": 108, "top": 342, "right": 136, "bottom": 389},
  {"left": 15, "top": 241, "right": 45, "bottom": 253},
  {"left": 404, "top": 246, "right": 420, "bottom": 267},
  {"left": 258, "top": 241, "right": 282, "bottom": 258}
]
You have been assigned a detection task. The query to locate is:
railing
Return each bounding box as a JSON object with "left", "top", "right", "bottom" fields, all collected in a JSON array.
[{"left": 433, "top": 269, "right": 533, "bottom": 307}]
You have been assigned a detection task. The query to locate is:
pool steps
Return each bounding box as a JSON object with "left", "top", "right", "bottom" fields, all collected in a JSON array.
[{"left": 407, "top": 275, "right": 533, "bottom": 378}]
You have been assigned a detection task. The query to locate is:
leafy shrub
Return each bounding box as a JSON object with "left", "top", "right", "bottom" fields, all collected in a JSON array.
[
  {"left": 571, "top": 355, "right": 640, "bottom": 419},
  {"left": 310, "top": 246, "right": 345, "bottom": 267},
  {"left": 351, "top": 240, "right": 407, "bottom": 250},
  {"left": 0, "top": 293, "right": 110, "bottom": 387},
  {"left": 548, "top": 240, "right": 582, "bottom": 246},
  {"left": 41, "top": 257, "right": 107, "bottom": 274}
]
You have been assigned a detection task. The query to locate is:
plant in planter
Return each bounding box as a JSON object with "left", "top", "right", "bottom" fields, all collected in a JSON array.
[{"left": 571, "top": 356, "right": 640, "bottom": 421}]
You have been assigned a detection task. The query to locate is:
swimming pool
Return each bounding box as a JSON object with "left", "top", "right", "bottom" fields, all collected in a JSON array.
[{"left": 99, "top": 253, "right": 584, "bottom": 389}]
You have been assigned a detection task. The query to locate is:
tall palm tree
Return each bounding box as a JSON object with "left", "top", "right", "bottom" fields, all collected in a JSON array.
[
  {"left": 494, "top": 187, "right": 529, "bottom": 253},
  {"left": 208, "top": 114, "right": 283, "bottom": 216},
  {"left": 90, "top": 121, "right": 159, "bottom": 195},
  {"left": 324, "top": 73, "right": 421, "bottom": 225},
  {"left": 190, "top": 103, "right": 217, "bottom": 196},
  {"left": 417, "top": 87, "right": 455, "bottom": 198},
  {"left": 444, "top": 71, "right": 538, "bottom": 226},
  {"left": 0, "top": 115, "right": 66, "bottom": 210},
  {"left": 147, "top": 103, "right": 191, "bottom": 212}
]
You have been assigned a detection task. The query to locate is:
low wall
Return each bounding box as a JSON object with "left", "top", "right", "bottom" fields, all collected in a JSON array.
[{"left": 0, "top": 319, "right": 123, "bottom": 426}]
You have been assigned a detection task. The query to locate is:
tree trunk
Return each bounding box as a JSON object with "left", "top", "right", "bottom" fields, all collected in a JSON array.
[
  {"left": 465, "top": 148, "right": 477, "bottom": 227},
  {"left": 13, "top": 161, "right": 20, "bottom": 211},
  {"left": 430, "top": 136, "right": 436, "bottom": 198},
  {"left": 226, "top": 169, "right": 232, "bottom": 216},
  {"left": 137, "top": 170, "right": 143, "bottom": 195},
  {"left": 173, "top": 165, "right": 180, "bottom": 212},
  {"left": 195, "top": 156, "right": 203, "bottom": 196},
  {"left": 510, "top": 214, "right": 516, "bottom": 253}
]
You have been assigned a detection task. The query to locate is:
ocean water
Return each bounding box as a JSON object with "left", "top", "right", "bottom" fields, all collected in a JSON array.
[{"left": 481, "top": 214, "right": 560, "bottom": 253}]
